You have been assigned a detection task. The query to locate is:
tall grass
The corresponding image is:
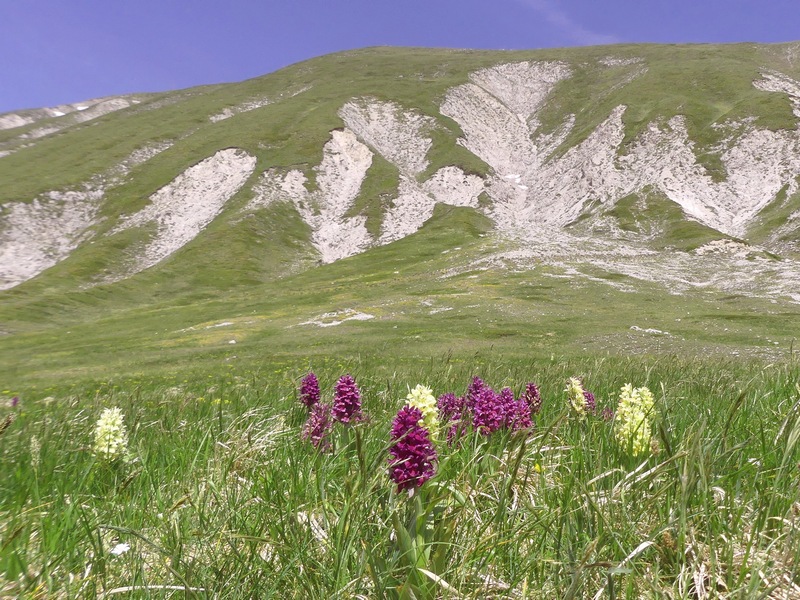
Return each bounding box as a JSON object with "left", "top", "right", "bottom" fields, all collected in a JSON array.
[{"left": 1, "top": 354, "right": 799, "bottom": 597}]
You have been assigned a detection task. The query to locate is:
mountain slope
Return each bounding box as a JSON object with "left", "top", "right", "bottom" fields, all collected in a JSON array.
[{"left": 2, "top": 43, "right": 800, "bottom": 384}]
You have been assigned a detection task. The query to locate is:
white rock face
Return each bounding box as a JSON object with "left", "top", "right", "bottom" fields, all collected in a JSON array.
[
  {"left": 0, "top": 114, "right": 34, "bottom": 131},
  {"left": 111, "top": 141, "right": 174, "bottom": 179},
  {"left": 6, "top": 59, "right": 800, "bottom": 302},
  {"left": 441, "top": 61, "right": 800, "bottom": 239},
  {"left": 268, "top": 63, "right": 800, "bottom": 262},
  {"left": 0, "top": 142, "right": 175, "bottom": 289},
  {"left": 209, "top": 86, "right": 311, "bottom": 123},
  {"left": 599, "top": 57, "right": 644, "bottom": 68},
  {"left": 256, "top": 101, "right": 487, "bottom": 261},
  {"left": 754, "top": 71, "right": 800, "bottom": 119},
  {"left": 0, "top": 96, "right": 138, "bottom": 144},
  {"left": 379, "top": 169, "right": 484, "bottom": 243},
  {"left": 0, "top": 190, "right": 101, "bottom": 290},
  {"left": 340, "top": 99, "right": 434, "bottom": 176},
  {"left": 299, "top": 309, "right": 375, "bottom": 328},
  {"left": 111, "top": 148, "right": 256, "bottom": 276},
  {"left": 71, "top": 98, "right": 133, "bottom": 124},
  {"left": 443, "top": 83, "right": 539, "bottom": 177},
  {"left": 625, "top": 117, "right": 800, "bottom": 236},
  {"left": 469, "top": 61, "right": 572, "bottom": 117},
  {"left": 440, "top": 61, "right": 577, "bottom": 232},
  {"left": 340, "top": 98, "right": 485, "bottom": 244},
  {"left": 250, "top": 129, "right": 373, "bottom": 263}
]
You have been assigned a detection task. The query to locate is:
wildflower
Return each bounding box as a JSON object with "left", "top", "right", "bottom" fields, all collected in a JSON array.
[
  {"left": 93, "top": 407, "right": 129, "bottom": 462},
  {"left": 332, "top": 374, "right": 362, "bottom": 424},
  {"left": 437, "top": 392, "right": 464, "bottom": 423},
  {"left": 466, "top": 376, "right": 486, "bottom": 410},
  {"left": 438, "top": 393, "right": 468, "bottom": 444},
  {"left": 406, "top": 384, "right": 439, "bottom": 438},
  {"left": 600, "top": 406, "right": 615, "bottom": 421},
  {"left": 613, "top": 384, "right": 655, "bottom": 456},
  {"left": 565, "top": 377, "right": 587, "bottom": 419},
  {"left": 302, "top": 402, "right": 333, "bottom": 452},
  {"left": 472, "top": 386, "right": 504, "bottom": 435},
  {"left": 583, "top": 390, "right": 596, "bottom": 414},
  {"left": 498, "top": 387, "right": 516, "bottom": 423},
  {"left": 109, "top": 542, "right": 130, "bottom": 556},
  {"left": 299, "top": 372, "right": 320, "bottom": 408},
  {"left": 619, "top": 384, "right": 654, "bottom": 414},
  {"left": 614, "top": 410, "right": 651, "bottom": 456},
  {"left": 506, "top": 395, "right": 533, "bottom": 431},
  {"left": 388, "top": 406, "right": 437, "bottom": 492},
  {"left": 520, "top": 382, "right": 542, "bottom": 415},
  {"left": 10, "top": 396, "right": 19, "bottom": 408}
]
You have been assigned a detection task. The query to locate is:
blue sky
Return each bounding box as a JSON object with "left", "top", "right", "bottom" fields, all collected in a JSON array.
[{"left": 1, "top": 0, "right": 798, "bottom": 113}]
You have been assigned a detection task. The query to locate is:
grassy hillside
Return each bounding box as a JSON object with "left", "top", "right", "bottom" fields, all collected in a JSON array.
[{"left": 1, "top": 44, "right": 800, "bottom": 390}]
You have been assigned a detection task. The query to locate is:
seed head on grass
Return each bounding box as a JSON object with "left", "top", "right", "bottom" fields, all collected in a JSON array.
[
  {"left": 332, "top": 374, "right": 362, "bottom": 424},
  {"left": 30, "top": 435, "right": 40, "bottom": 470},
  {"left": 388, "top": 406, "right": 437, "bottom": 493},
  {"left": 302, "top": 402, "right": 333, "bottom": 452},
  {"left": 0, "top": 413, "right": 13, "bottom": 436},
  {"left": 93, "top": 407, "right": 129, "bottom": 463},
  {"left": 299, "top": 372, "right": 320, "bottom": 409}
]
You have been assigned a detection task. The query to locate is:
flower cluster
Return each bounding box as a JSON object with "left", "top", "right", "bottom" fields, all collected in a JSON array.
[
  {"left": 436, "top": 392, "right": 463, "bottom": 422},
  {"left": 437, "top": 392, "right": 467, "bottom": 443},
  {"left": 332, "top": 374, "right": 362, "bottom": 424},
  {"left": 583, "top": 390, "right": 596, "bottom": 414},
  {"left": 613, "top": 384, "right": 655, "bottom": 456},
  {"left": 302, "top": 402, "right": 333, "bottom": 452},
  {"left": 466, "top": 376, "right": 486, "bottom": 411},
  {"left": 458, "top": 378, "right": 539, "bottom": 437},
  {"left": 565, "top": 377, "right": 587, "bottom": 418},
  {"left": 521, "top": 383, "right": 542, "bottom": 415},
  {"left": 472, "top": 386, "right": 506, "bottom": 435},
  {"left": 565, "top": 377, "right": 596, "bottom": 418},
  {"left": 299, "top": 372, "right": 320, "bottom": 408},
  {"left": 506, "top": 393, "right": 533, "bottom": 430},
  {"left": 93, "top": 407, "right": 129, "bottom": 462},
  {"left": 406, "top": 384, "right": 440, "bottom": 438},
  {"left": 388, "top": 405, "right": 437, "bottom": 493},
  {"left": 299, "top": 373, "right": 366, "bottom": 451}
]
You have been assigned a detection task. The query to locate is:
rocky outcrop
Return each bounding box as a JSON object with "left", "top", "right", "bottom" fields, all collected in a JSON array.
[{"left": 110, "top": 148, "right": 256, "bottom": 277}]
